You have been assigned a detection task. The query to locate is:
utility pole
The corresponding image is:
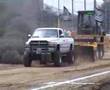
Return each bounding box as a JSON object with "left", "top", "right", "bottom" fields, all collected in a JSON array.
[
  {"left": 72, "top": 0, "right": 74, "bottom": 31},
  {"left": 58, "top": 0, "right": 60, "bottom": 28},
  {"left": 94, "top": 0, "right": 96, "bottom": 10},
  {"left": 84, "top": 0, "right": 86, "bottom": 10},
  {"left": 94, "top": 0, "right": 98, "bottom": 34}
]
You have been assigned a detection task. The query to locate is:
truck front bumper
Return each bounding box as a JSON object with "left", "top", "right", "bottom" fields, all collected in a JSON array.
[{"left": 28, "top": 47, "right": 55, "bottom": 60}]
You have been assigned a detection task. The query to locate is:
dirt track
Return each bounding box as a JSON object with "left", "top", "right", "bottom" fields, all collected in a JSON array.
[
  {"left": 0, "top": 60, "right": 109, "bottom": 90},
  {"left": 0, "top": 50, "right": 110, "bottom": 90}
]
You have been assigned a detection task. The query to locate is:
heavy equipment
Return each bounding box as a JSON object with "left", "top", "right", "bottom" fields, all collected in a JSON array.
[{"left": 74, "top": 10, "right": 105, "bottom": 61}]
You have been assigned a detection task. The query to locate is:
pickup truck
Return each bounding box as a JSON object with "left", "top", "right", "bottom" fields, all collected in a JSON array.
[{"left": 23, "top": 28, "right": 74, "bottom": 67}]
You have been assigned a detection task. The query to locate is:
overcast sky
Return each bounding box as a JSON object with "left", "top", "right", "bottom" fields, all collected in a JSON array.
[{"left": 44, "top": 0, "right": 104, "bottom": 14}]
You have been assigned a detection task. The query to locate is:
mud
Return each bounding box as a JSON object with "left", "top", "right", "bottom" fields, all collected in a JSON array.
[{"left": 0, "top": 50, "right": 109, "bottom": 90}]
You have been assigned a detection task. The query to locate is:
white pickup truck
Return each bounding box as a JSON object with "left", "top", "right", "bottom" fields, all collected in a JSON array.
[{"left": 23, "top": 28, "right": 74, "bottom": 67}]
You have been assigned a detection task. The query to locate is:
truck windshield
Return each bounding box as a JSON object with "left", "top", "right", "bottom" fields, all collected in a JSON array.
[
  {"left": 83, "top": 15, "right": 95, "bottom": 27},
  {"left": 32, "top": 29, "right": 58, "bottom": 38}
]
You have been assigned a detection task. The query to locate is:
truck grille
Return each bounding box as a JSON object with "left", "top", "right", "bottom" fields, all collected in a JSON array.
[{"left": 30, "top": 41, "right": 48, "bottom": 52}]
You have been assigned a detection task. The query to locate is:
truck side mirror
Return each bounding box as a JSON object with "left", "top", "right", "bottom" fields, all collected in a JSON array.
[{"left": 60, "top": 34, "right": 64, "bottom": 38}]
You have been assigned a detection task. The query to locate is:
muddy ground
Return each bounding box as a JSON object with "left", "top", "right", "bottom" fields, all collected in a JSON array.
[
  {"left": 0, "top": 60, "right": 109, "bottom": 90},
  {"left": 0, "top": 50, "right": 109, "bottom": 90}
]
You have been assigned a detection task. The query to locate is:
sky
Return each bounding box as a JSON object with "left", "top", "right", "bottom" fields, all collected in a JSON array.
[{"left": 44, "top": 0, "right": 104, "bottom": 14}]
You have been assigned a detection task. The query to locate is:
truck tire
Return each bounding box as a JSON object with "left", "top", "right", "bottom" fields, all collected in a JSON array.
[
  {"left": 54, "top": 51, "right": 63, "bottom": 67},
  {"left": 66, "top": 49, "right": 75, "bottom": 65},
  {"left": 23, "top": 51, "right": 32, "bottom": 67},
  {"left": 67, "top": 45, "right": 75, "bottom": 64}
]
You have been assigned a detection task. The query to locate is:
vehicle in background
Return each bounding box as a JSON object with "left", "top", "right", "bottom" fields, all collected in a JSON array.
[{"left": 74, "top": 11, "right": 105, "bottom": 61}]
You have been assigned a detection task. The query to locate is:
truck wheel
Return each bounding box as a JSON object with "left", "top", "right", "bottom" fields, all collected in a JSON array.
[
  {"left": 66, "top": 50, "right": 75, "bottom": 64},
  {"left": 54, "top": 51, "right": 63, "bottom": 67},
  {"left": 23, "top": 51, "right": 32, "bottom": 67}
]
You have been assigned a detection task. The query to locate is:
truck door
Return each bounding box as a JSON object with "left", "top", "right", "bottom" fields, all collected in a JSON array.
[
  {"left": 59, "top": 30, "right": 70, "bottom": 53},
  {"left": 64, "top": 31, "right": 72, "bottom": 51}
]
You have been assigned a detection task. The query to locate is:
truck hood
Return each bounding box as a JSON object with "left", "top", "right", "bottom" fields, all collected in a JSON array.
[{"left": 26, "top": 37, "right": 58, "bottom": 45}]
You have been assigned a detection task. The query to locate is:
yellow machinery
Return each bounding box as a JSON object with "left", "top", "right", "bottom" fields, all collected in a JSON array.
[{"left": 74, "top": 11, "right": 105, "bottom": 61}]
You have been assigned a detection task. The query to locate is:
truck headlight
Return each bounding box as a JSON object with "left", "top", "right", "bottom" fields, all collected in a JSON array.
[{"left": 25, "top": 43, "right": 30, "bottom": 48}]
